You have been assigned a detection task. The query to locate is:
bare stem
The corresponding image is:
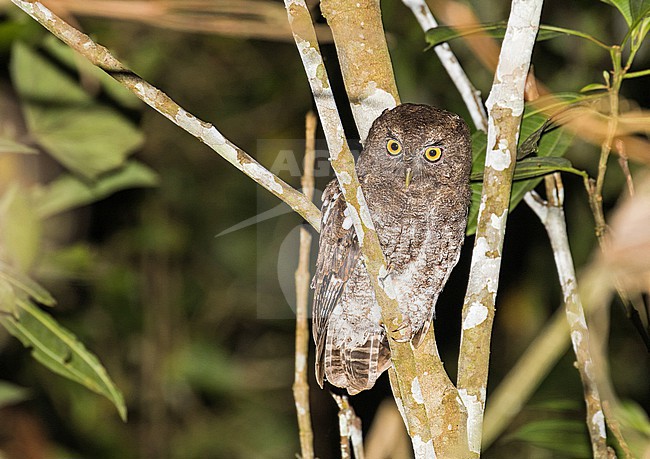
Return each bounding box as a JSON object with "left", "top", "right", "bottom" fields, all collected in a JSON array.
[
  {"left": 9, "top": 0, "right": 321, "bottom": 231},
  {"left": 292, "top": 112, "right": 317, "bottom": 459},
  {"left": 456, "top": 0, "right": 544, "bottom": 454},
  {"left": 332, "top": 394, "right": 365, "bottom": 459},
  {"left": 525, "top": 175, "right": 610, "bottom": 458}
]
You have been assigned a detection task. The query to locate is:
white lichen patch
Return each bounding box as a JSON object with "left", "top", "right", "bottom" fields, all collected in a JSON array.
[
  {"left": 357, "top": 188, "right": 376, "bottom": 230},
  {"left": 242, "top": 162, "right": 284, "bottom": 195},
  {"left": 378, "top": 271, "right": 397, "bottom": 300},
  {"left": 490, "top": 210, "right": 507, "bottom": 233},
  {"left": 592, "top": 410, "right": 606, "bottom": 438},
  {"left": 35, "top": 2, "right": 55, "bottom": 21},
  {"left": 354, "top": 83, "right": 397, "bottom": 141},
  {"left": 412, "top": 435, "right": 436, "bottom": 459},
  {"left": 338, "top": 171, "right": 352, "bottom": 185},
  {"left": 463, "top": 302, "right": 488, "bottom": 330},
  {"left": 345, "top": 203, "right": 364, "bottom": 245},
  {"left": 486, "top": 139, "right": 512, "bottom": 172},
  {"left": 342, "top": 215, "right": 353, "bottom": 230},
  {"left": 467, "top": 237, "right": 501, "bottom": 295},
  {"left": 411, "top": 377, "right": 424, "bottom": 404},
  {"left": 458, "top": 388, "right": 485, "bottom": 454},
  {"left": 296, "top": 353, "right": 306, "bottom": 372}
]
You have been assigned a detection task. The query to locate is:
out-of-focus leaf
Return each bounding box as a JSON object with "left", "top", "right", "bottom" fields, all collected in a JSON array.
[
  {"left": 0, "top": 261, "right": 55, "bottom": 306},
  {"left": 618, "top": 400, "right": 650, "bottom": 435},
  {"left": 0, "top": 380, "right": 30, "bottom": 408},
  {"left": 10, "top": 41, "right": 91, "bottom": 105},
  {"left": 42, "top": 35, "right": 141, "bottom": 109},
  {"left": 24, "top": 104, "right": 144, "bottom": 179},
  {"left": 0, "top": 137, "right": 38, "bottom": 154},
  {"left": 0, "top": 278, "right": 17, "bottom": 315},
  {"left": 506, "top": 419, "right": 591, "bottom": 458},
  {"left": 34, "top": 161, "right": 159, "bottom": 219},
  {"left": 0, "top": 298, "right": 126, "bottom": 421},
  {"left": 425, "top": 23, "right": 594, "bottom": 48},
  {"left": 0, "top": 185, "right": 42, "bottom": 271}
]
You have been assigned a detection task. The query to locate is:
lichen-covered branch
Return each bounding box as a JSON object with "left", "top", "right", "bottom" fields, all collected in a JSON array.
[
  {"left": 524, "top": 175, "right": 609, "bottom": 458},
  {"left": 10, "top": 0, "right": 321, "bottom": 231},
  {"left": 319, "top": 0, "right": 400, "bottom": 140},
  {"left": 283, "top": 0, "right": 435, "bottom": 453},
  {"left": 456, "top": 0, "right": 544, "bottom": 454},
  {"left": 402, "top": 0, "right": 488, "bottom": 132},
  {"left": 292, "top": 112, "right": 317, "bottom": 459}
]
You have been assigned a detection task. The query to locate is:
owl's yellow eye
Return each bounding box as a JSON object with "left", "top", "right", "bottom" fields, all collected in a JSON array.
[
  {"left": 386, "top": 139, "right": 402, "bottom": 156},
  {"left": 424, "top": 146, "right": 443, "bottom": 162}
]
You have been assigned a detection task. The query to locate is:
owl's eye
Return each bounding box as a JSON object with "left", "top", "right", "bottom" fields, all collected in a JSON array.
[
  {"left": 386, "top": 139, "right": 402, "bottom": 156},
  {"left": 424, "top": 146, "right": 443, "bottom": 162}
]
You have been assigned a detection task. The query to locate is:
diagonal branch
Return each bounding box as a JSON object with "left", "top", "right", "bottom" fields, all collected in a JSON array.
[
  {"left": 10, "top": 0, "right": 321, "bottom": 232},
  {"left": 283, "top": 0, "right": 436, "bottom": 453},
  {"left": 456, "top": 0, "right": 544, "bottom": 454},
  {"left": 402, "top": 0, "right": 488, "bottom": 132}
]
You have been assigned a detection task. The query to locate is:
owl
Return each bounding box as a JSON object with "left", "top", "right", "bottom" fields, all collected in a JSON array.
[{"left": 312, "top": 103, "right": 472, "bottom": 395}]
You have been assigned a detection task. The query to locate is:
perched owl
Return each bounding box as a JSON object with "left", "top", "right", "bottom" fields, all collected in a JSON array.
[{"left": 312, "top": 103, "right": 472, "bottom": 395}]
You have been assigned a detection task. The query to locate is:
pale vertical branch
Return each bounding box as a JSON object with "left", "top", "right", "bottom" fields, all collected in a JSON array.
[
  {"left": 292, "top": 111, "right": 318, "bottom": 459},
  {"left": 457, "top": 0, "right": 543, "bottom": 454},
  {"left": 9, "top": 0, "right": 321, "bottom": 231},
  {"left": 319, "top": 0, "right": 400, "bottom": 140},
  {"left": 402, "top": 0, "right": 488, "bottom": 132},
  {"left": 332, "top": 394, "right": 365, "bottom": 459},
  {"left": 524, "top": 174, "right": 610, "bottom": 458},
  {"left": 283, "top": 1, "right": 435, "bottom": 454}
]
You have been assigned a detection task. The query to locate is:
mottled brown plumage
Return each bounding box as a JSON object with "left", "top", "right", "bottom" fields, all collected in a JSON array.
[{"left": 312, "top": 103, "right": 472, "bottom": 395}]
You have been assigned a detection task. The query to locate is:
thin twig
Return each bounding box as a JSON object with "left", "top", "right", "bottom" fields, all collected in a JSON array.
[
  {"left": 524, "top": 174, "right": 610, "bottom": 458},
  {"left": 9, "top": 0, "right": 321, "bottom": 231},
  {"left": 332, "top": 393, "right": 365, "bottom": 459},
  {"left": 402, "top": 0, "right": 488, "bottom": 132},
  {"left": 456, "top": 0, "right": 544, "bottom": 454},
  {"left": 292, "top": 111, "right": 317, "bottom": 459}
]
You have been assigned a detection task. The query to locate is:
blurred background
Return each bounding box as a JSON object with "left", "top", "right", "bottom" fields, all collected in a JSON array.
[{"left": 0, "top": 0, "right": 648, "bottom": 458}]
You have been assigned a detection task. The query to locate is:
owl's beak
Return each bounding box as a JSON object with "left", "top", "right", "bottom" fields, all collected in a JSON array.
[{"left": 405, "top": 168, "right": 413, "bottom": 188}]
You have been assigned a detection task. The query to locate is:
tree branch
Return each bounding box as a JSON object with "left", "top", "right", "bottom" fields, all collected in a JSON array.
[
  {"left": 292, "top": 111, "right": 317, "bottom": 459},
  {"left": 402, "top": 0, "right": 488, "bottom": 132},
  {"left": 9, "top": 0, "right": 321, "bottom": 232},
  {"left": 283, "top": 0, "right": 436, "bottom": 454},
  {"left": 456, "top": 0, "right": 544, "bottom": 454},
  {"left": 320, "top": 0, "right": 400, "bottom": 140},
  {"left": 525, "top": 174, "right": 609, "bottom": 458}
]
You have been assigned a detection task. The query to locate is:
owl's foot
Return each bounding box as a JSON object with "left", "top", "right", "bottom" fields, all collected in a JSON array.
[{"left": 387, "top": 320, "right": 413, "bottom": 343}]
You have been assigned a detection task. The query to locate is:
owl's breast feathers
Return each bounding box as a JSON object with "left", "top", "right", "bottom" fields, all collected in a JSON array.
[{"left": 312, "top": 176, "right": 469, "bottom": 395}]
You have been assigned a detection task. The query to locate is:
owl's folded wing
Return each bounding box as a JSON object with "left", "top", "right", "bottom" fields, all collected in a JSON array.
[{"left": 311, "top": 180, "right": 361, "bottom": 386}]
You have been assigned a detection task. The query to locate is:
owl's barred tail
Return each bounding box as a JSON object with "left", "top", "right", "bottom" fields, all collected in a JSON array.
[{"left": 317, "top": 332, "right": 392, "bottom": 395}]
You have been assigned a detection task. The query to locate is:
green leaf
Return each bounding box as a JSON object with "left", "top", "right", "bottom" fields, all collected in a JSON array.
[
  {"left": 0, "top": 298, "right": 126, "bottom": 421},
  {"left": 0, "top": 185, "right": 42, "bottom": 271},
  {"left": 507, "top": 419, "right": 591, "bottom": 458},
  {"left": 466, "top": 109, "right": 574, "bottom": 236},
  {"left": 0, "top": 381, "right": 30, "bottom": 408},
  {"left": 425, "top": 23, "right": 603, "bottom": 48},
  {"left": 0, "top": 137, "right": 38, "bottom": 155},
  {"left": 0, "top": 260, "right": 56, "bottom": 306},
  {"left": 34, "top": 161, "right": 159, "bottom": 219},
  {"left": 24, "top": 104, "right": 144, "bottom": 179},
  {"left": 10, "top": 41, "right": 92, "bottom": 105},
  {"left": 512, "top": 157, "right": 585, "bottom": 180}
]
